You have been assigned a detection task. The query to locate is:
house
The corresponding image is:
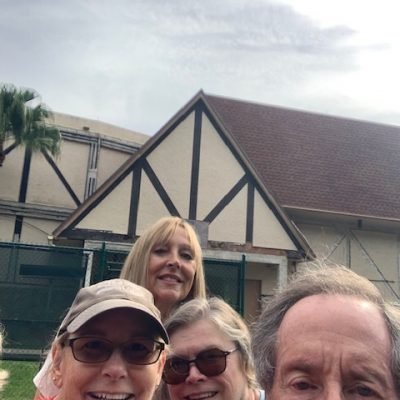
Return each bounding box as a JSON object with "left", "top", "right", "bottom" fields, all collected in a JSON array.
[
  {"left": 0, "top": 112, "right": 148, "bottom": 244},
  {"left": 4, "top": 89, "right": 400, "bottom": 324}
]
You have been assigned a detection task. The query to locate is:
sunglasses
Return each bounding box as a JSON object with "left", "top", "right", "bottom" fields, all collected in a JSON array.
[
  {"left": 65, "top": 336, "right": 164, "bottom": 365},
  {"left": 162, "top": 347, "right": 237, "bottom": 385}
]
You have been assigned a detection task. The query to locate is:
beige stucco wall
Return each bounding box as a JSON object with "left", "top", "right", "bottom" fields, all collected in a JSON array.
[
  {"left": 0, "top": 142, "right": 25, "bottom": 201},
  {"left": 27, "top": 141, "right": 88, "bottom": 207},
  {"left": 146, "top": 113, "right": 195, "bottom": 218},
  {"left": 1, "top": 112, "right": 148, "bottom": 245},
  {"left": 253, "top": 190, "right": 296, "bottom": 250},
  {"left": 136, "top": 174, "right": 171, "bottom": 235},
  {"left": 197, "top": 115, "right": 245, "bottom": 221},
  {"left": 49, "top": 112, "right": 149, "bottom": 144},
  {"left": 97, "top": 148, "right": 131, "bottom": 186},
  {"left": 20, "top": 218, "right": 59, "bottom": 244},
  {"left": 208, "top": 187, "right": 247, "bottom": 243},
  {"left": 298, "top": 221, "right": 400, "bottom": 301},
  {"left": 77, "top": 175, "right": 131, "bottom": 234},
  {"left": 0, "top": 215, "right": 15, "bottom": 241}
]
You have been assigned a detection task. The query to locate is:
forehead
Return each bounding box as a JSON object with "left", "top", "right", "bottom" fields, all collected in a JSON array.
[
  {"left": 278, "top": 294, "right": 391, "bottom": 359},
  {"left": 156, "top": 225, "right": 190, "bottom": 245},
  {"left": 169, "top": 319, "right": 231, "bottom": 356}
]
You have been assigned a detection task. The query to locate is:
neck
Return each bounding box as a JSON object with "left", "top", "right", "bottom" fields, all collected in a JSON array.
[{"left": 156, "top": 301, "right": 175, "bottom": 321}]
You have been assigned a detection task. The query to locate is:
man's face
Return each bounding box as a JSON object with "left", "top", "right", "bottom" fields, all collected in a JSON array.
[{"left": 270, "top": 294, "right": 398, "bottom": 400}]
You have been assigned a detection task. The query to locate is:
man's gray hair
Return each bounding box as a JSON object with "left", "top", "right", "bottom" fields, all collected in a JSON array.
[{"left": 252, "top": 264, "right": 400, "bottom": 395}]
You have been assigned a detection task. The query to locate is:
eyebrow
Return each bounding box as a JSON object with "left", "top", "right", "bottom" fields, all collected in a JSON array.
[
  {"left": 282, "top": 358, "right": 391, "bottom": 388},
  {"left": 282, "top": 358, "right": 318, "bottom": 374},
  {"left": 349, "top": 365, "right": 391, "bottom": 389}
]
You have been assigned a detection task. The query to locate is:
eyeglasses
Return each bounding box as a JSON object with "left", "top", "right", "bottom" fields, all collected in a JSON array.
[
  {"left": 162, "top": 347, "right": 237, "bottom": 385},
  {"left": 65, "top": 336, "right": 165, "bottom": 365}
]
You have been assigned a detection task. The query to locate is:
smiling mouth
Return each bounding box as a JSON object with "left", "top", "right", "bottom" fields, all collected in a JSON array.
[
  {"left": 159, "top": 274, "right": 182, "bottom": 283},
  {"left": 88, "top": 392, "right": 134, "bottom": 400},
  {"left": 184, "top": 392, "right": 217, "bottom": 400}
]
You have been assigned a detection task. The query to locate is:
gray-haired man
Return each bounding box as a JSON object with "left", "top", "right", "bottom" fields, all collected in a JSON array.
[{"left": 252, "top": 265, "right": 400, "bottom": 399}]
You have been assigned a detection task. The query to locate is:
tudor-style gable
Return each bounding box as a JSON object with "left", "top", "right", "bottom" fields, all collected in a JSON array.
[{"left": 54, "top": 91, "right": 311, "bottom": 259}]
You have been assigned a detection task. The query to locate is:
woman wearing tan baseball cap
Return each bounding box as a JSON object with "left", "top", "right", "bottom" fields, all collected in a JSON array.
[{"left": 39, "top": 279, "right": 168, "bottom": 400}]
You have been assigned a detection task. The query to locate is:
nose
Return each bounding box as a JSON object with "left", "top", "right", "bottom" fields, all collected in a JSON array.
[
  {"left": 101, "top": 349, "right": 128, "bottom": 380},
  {"left": 167, "top": 249, "right": 181, "bottom": 268},
  {"left": 324, "top": 385, "right": 344, "bottom": 400},
  {"left": 185, "top": 363, "right": 207, "bottom": 384}
]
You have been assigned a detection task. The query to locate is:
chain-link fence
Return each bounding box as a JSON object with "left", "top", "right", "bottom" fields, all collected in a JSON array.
[{"left": 0, "top": 241, "right": 244, "bottom": 360}]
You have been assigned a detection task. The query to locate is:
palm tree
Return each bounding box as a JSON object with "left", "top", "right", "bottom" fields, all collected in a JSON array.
[{"left": 0, "top": 84, "right": 61, "bottom": 166}]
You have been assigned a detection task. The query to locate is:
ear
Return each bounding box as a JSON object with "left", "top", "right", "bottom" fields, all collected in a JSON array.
[{"left": 51, "top": 343, "right": 64, "bottom": 388}]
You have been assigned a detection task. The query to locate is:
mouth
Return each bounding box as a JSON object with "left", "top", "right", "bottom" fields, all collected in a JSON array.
[
  {"left": 184, "top": 391, "right": 217, "bottom": 400},
  {"left": 159, "top": 274, "right": 183, "bottom": 283},
  {"left": 87, "top": 392, "right": 134, "bottom": 400}
]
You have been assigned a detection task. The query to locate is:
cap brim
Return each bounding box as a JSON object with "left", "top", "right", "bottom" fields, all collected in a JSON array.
[{"left": 66, "top": 298, "right": 169, "bottom": 343}]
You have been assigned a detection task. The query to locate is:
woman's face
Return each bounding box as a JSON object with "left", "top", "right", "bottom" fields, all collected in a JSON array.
[
  {"left": 166, "top": 319, "right": 250, "bottom": 400},
  {"left": 147, "top": 226, "right": 196, "bottom": 309},
  {"left": 53, "top": 308, "right": 165, "bottom": 400}
]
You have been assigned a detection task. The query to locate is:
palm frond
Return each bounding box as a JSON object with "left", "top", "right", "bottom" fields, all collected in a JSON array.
[{"left": 0, "top": 82, "right": 62, "bottom": 164}]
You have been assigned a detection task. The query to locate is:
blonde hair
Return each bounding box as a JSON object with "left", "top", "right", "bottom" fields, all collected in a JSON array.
[{"left": 120, "top": 217, "right": 206, "bottom": 305}]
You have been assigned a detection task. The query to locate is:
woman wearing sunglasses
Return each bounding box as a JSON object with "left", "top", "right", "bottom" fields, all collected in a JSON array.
[
  {"left": 39, "top": 279, "right": 168, "bottom": 400},
  {"left": 35, "top": 216, "right": 206, "bottom": 399},
  {"left": 158, "top": 297, "right": 265, "bottom": 400}
]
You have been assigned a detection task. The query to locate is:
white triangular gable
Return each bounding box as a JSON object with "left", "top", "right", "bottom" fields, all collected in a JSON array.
[
  {"left": 146, "top": 112, "right": 195, "bottom": 218},
  {"left": 253, "top": 190, "right": 296, "bottom": 250},
  {"left": 197, "top": 114, "right": 245, "bottom": 220},
  {"left": 77, "top": 174, "right": 131, "bottom": 234}
]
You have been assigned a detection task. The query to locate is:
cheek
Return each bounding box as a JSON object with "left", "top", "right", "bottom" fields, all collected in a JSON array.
[
  {"left": 59, "top": 361, "right": 97, "bottom": 395},
  {"left": 167, "top": 383, "right": 183, "bottom": 398},
  {"left": 147, "top": 257, "right": 160, "bottom": 284},
  {"left": 182, "top": 262, "right": 196, "bottom": 282},
  {"left": 128, "top": 365, "right": 163, "bottom": 394}
]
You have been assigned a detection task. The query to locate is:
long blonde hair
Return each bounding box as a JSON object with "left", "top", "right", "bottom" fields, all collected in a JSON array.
[{"left": 120, "top": 216, "right": 206, "bottom": 305}]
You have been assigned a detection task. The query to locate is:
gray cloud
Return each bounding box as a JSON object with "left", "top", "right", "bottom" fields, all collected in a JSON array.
[{"left": 0, "top": 0, "right": 396, "bottom": 134}]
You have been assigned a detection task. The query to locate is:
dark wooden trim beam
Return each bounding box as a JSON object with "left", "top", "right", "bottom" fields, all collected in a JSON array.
[
  {"left": 246, "top": 180, "right": 255, "bottom": 243},
  {"left": 18, "top": 148, "right": 32, "bottom": 203},
  {"left": 189, "top": 105, "right": 203, "bottom": 219},
  {"left": 203, "top": 101, "right": 306, "bottom": 252},
  {"left": 127, "top": 165, "right": 142, "bottom": 238},
  {"left": 13, "top": 215, "right": 23, "bottom": 239},
  {"left": 61, "top": 160, "right": 137, "bottom": 231},
  {"left": 42, "top": 150, "right": 81, "bottom": 206},
  {"left": 142, "top": 160, "right": 180, "bottom": 217},
  {"left": 63, "top": 228, "right": 133, "bottom": 242},
  {"left": 204, "top": 175, "right": 247, "bottom": 223},
  {"left": 14, "top": 148, "right": 31, "bottom": 238},
  {"left": 4, "top": 142, "right": 18, "bottom": 155}
]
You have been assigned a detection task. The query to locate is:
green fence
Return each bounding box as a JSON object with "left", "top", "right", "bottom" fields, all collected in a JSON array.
[{"left": 0, "top": 241, "right": 244, "bottom": 359}]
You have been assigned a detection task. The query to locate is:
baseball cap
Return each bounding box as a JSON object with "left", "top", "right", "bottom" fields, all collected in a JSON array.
[{"left": 57, "top": 279, "right": 168, "bottom": 343}]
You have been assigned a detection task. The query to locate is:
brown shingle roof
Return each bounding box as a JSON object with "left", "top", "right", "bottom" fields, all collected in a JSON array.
[{"left": 205, "top": 94, "right": 400, "bottom": 220}]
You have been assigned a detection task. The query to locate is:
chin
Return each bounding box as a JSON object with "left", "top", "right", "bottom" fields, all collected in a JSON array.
[{"left": 159, "top": 290, "right": 186, "bottom": 303}]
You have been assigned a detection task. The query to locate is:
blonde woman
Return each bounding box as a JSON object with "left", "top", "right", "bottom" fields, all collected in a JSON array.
[
  {"left": 120, "top": 216, "right": 207, "bottom": 320},
  {"left": 35, "top": 216, "right": 206, "bottom": 399}
]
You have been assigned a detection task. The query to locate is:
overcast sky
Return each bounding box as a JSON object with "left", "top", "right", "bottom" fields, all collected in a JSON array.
[{"left": 1, "top": 0, "right": 400, "bottom": 135}]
